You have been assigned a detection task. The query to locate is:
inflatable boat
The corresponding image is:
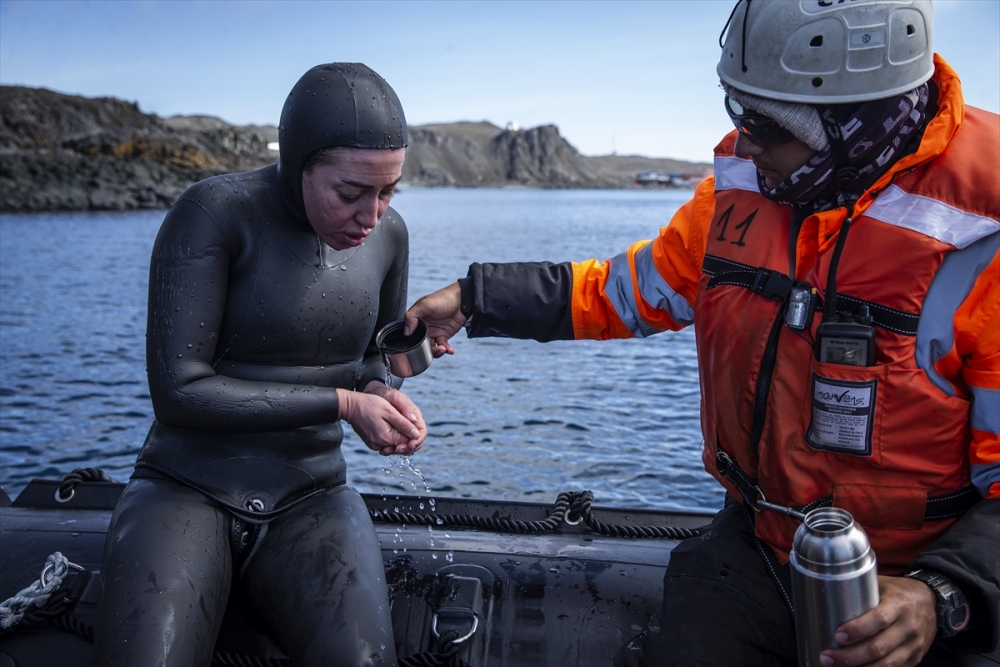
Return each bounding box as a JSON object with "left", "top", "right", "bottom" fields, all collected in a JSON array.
[{"left": 0, "top": 472, "right": 712, "bottom": 667}]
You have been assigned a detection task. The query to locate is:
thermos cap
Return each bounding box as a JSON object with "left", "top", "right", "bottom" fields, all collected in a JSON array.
[{"left": 791, "top": 507, "right": 875, "bottom": 575}]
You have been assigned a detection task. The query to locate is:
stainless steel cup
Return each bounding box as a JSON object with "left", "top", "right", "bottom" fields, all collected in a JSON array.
[
  {"left": 376, "top": 319, "right": 433, "bottom": 378},
  {"left": 790, "top": 507, "right": 879, "bottom": 666}
]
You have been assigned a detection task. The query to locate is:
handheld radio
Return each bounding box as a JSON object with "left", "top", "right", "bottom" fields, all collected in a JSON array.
[
  {"left": 814, "top": 218, "right": 876, "bottom": 367},
  {"left": 815, "top": 310, "right": 875, "bottom": 366}
]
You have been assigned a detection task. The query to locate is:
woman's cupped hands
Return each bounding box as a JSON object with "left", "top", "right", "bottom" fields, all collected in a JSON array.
[{"left": 337, "top": 384, "right": 428, "bottom": 456}]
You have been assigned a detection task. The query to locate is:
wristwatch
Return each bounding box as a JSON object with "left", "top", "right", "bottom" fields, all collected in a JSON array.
[{"left": 903, "top": 568, "right": 971, "bottom": 637}]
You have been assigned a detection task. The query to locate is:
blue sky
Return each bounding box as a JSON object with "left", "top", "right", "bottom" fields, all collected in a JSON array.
[{"left": 1, "top": 0, "right": 997, "bottom": 162}]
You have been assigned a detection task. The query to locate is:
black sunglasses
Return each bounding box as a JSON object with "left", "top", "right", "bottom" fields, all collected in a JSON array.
[{"left": 724, "top": 95, "right": 795, "bottom": 145}]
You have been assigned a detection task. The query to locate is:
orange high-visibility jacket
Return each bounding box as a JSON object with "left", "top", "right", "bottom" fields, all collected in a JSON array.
[{"left": 569, "top": 57, "right": 999, "bottom": 572}]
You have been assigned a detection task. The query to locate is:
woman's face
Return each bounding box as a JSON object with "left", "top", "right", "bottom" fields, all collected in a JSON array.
[{"left": 301, "top": 147, "right": 405, "bottom": 250}]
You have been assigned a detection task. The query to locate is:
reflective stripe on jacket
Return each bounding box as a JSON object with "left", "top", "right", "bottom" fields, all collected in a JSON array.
[{"left": 568, "top": 56, "right": 1000, "bottom": 572}]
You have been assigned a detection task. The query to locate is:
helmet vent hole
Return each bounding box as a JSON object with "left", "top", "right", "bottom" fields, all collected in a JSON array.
[
  {"left": 809, "top": 35, "right": 823, "bottom": 47},
  {"left": 812, "top": 77, "right": 823, "bottom": 88},
  {"left": 906, "top": 24, "right": 916, "bottom": 36}
]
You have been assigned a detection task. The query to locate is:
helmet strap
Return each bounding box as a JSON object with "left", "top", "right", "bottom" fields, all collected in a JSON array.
[{"left": 719, "top": 0, "right": 753, "bottom": 73}]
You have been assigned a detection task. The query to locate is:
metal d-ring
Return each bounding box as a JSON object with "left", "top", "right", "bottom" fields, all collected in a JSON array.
[
  {"left": 40, "top": 561, "right": 58, "bottom": 587},
  {"left": 752, "top": 487, "right": 767, "bottom": 513},
  {"left": 563, "top": 511, "right": 584, "bottom": 526},
  {"left": 432, "top": 610, "right": 479, "bottom": 645},
  {"left": 40, "top": 556, "right": 84, "bottom": 589},
  {"left": 54, "top": 486, "right": 74, "bottom": 503}
]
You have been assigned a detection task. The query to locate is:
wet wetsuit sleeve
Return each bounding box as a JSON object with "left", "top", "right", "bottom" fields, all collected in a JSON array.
[
  {"left": 146, "top": 197, "right": 340, "bottom": 432},
  {"left": 356, "top": 211, "right": 409, "bottom": 390},
  {"left": 464, "top": 178, "right": 713, "bottom": 343}
]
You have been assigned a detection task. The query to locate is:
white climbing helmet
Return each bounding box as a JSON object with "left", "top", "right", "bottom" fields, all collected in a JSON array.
[{"left": 717, "top": 0, "right": 934, "bottom": 104}]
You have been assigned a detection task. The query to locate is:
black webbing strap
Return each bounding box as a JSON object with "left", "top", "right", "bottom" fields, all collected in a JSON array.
[
  {"left": 715, "top": 450, "right": 980, "bottom": 521},
  {"left": 707, "top": 264, "right": 795, "bottom": 302},
  {"left": 703, "top": 254, "right": 920, "bottom": 335},
  {"left": 924, "top": 486, "right": 983, "bottom": 521},
  {"left": 834, "top": 293, "right": 920, "bottom": 337}
]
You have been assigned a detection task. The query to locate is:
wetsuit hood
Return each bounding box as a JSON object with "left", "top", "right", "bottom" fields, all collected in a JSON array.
[{"left": 277, "top": 63, "right": 408, "bottom": 222}]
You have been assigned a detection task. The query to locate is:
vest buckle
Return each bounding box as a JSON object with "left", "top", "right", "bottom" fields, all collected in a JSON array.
[{"left": 750, "top": 268, "right": 794, "bottom": 301}]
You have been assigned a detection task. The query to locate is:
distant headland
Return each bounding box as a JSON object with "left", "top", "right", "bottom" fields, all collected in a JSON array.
[{"left": 0, "top": 86, "right": 711, "bottom": 212}]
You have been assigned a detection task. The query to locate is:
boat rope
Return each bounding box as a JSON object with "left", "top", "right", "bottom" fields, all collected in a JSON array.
[
  {"left": 572, "top": 492, "right": 701, "bottom": 539},
  {"left": 211, "top": 652, "right": 292, "bottom": 667},
  {"left": 373, "top": 492, "right": 569, "bottom": 533},
  {"left": 0, "top": 552, "right": 74, "bottom": 630},
  {"left": 55, "top": 467, "right": 118, "bottom": 503},
  {"left": 54, "top": 470, "right": 701, "bottom": 539},
  {"left": 51, "top": 614, "right": 94, "bottom": 642},
  {"left": 399, "top": 628, "right": 471, "bottom": 667},
  {"left": 371, "top": 490, "right": 702, "bottom": 540}
]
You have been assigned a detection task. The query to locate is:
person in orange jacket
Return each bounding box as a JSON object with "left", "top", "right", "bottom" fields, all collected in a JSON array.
[{"left": 405, "top": 1, "right": 999, "bottom": 665}]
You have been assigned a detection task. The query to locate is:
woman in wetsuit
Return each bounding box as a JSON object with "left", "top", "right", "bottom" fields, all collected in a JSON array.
[{"left": 95, "top": 63, "right": 424, "bottom": 667}]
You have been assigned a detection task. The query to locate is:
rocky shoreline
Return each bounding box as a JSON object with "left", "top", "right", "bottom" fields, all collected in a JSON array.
[{"left": 1, "top": 86, "right": 709, "bottom": 212}]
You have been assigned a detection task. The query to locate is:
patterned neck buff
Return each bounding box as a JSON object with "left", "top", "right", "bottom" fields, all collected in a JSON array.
[{"left": 759, "top": 83, "right": 930, "bottom": 213}]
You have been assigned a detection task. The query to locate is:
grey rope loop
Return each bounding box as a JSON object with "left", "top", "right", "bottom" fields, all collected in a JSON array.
[
  {"left": 1, "top": 567, "right": 295, "bottom": 667},
  {"left": 55, "top": 467, "right": 118, "bottom": 503},
  {"left": 370, "top": 490, "right": 702, "bottom": 540},
  {"left": 0, "top": 552, "right": 75, "bottom": 630}
]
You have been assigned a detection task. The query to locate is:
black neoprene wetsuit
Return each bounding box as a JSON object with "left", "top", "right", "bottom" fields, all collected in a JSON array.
[
  {"left": 95, "top": 64, "right": 410, "bottom": 667},
  {"left": 95, "top": 163, "right": 407, "bottom": 666}
]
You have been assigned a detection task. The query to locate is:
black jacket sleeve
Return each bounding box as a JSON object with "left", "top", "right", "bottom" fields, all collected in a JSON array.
[
  {"left": 464, "top": 261, "right": 576, "bottom": 342},
  {"left": 912, "top": 498, "right": 1000, "bottom": 655}
]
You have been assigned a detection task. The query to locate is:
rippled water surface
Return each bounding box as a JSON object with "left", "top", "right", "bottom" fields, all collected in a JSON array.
[{"left": 0, "top": 188, "right": 723, "bottom": 511}]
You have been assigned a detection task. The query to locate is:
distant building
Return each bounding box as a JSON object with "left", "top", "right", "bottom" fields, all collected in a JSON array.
[
  {"left": 634, "top": 170, "right": 707, "bottom": 188},
  {"left": 505, "top": 121, "right": 520, "bottom": 132}
]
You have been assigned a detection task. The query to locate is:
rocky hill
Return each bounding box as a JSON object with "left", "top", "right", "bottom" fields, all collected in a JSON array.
[
  {"left": 404, "top": 121, "right": 610, "bottom": 187},
  {"left": 403, "top": 122, "right": 710, "bottom": 189},
  {"left": 0, "top": 86, "right": 276, "bottom": 211},
  {"left": 1, "top": 86, "right": 710, "bottom": 212}
]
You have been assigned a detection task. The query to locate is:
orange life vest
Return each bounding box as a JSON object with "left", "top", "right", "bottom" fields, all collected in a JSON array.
[
  {"left": 568, "top": 58, "right": 999, "bottom": 573},
  {"left": 698, "top": 107, "right": 999, "bottom": 574}
]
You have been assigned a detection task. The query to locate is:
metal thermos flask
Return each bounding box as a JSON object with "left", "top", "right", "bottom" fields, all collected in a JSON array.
[{"left": 790, "top": 507, "right": 879, "bottom": 666}]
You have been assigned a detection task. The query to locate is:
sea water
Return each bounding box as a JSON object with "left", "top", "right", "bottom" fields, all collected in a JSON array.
[{"left": 0, "top": 188, "right": 721, "bottom": 512}]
